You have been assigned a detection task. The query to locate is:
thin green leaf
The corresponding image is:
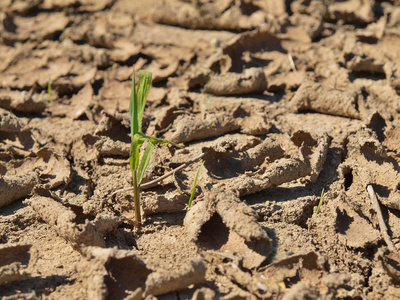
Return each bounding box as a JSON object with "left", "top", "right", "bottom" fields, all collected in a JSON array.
[
  {"left": 188, "top": 163, "right": 203, "bottom": 208},
  {"left": 130, "top": 134, "right": 146, "bottom": 171},
  {"left": 136, "top": 70, "right": 152, "bottom": 132},
  {"left": 137, "top": 142, "right": 155, "bottom": 185},
  {"left": 314, "top": 188, "right": 325, "bottom": 218},
  {"left": 47, "top": 77, "right": 53, "bottom": 103},
  {"left": 129, "top": 71, "right": 152, "bottom": 139},
  {"left": 129, "top": 72, "right": 138, "bottom": 138}
]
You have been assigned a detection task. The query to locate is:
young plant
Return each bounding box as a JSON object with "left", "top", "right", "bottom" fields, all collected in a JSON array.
[
  {"left": 47, "top": 77, "right": 53, "bottom": 103},
  {"left": 187, "top": 163, "right": 203, "bottom": 208},
  {"left": 313, "top": 188, "right": 325, "bottom": 218},
  {"left": 129, "top": 70, "right": 180, "bottom": 229}
]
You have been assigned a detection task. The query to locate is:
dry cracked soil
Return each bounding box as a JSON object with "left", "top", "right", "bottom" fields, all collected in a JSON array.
[{"left": 1, "top": 0, "right": 400, "bottom": 299}]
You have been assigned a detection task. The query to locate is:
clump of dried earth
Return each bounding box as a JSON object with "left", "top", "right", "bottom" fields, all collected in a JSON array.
[{"left": 1, "top": 0, "right": 400, "bottom": 299}]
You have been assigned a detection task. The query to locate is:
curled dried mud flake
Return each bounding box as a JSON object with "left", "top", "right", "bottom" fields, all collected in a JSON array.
[
  {"left": 141, "top": 190, "right": 189, "bottom": 215},
  {"left": 185, "top": 189, "right": 272, "bottom": 268},
  {"left": 204, "top": 68, "right": 267, "bottom": 95},
  {"left": 240, "top": 138, "right": 284, "bottom": 170},
  {"left": 144, "top": 258, "right": 206, "bottom": 297},
  {"left": 152, "top": 0, "right": 266, "bottom": 31},
  {"left": 83, "top": 247, "right": 151, "bottom": 300},
  {"left": 214, "top": 190, "right": 269, "bottom": 243},
  {"left": 184, "top": 200, "right": 216, "bottom": 242},
  {"left": 308, "top": 133, "right": 330, "bottom": 183},
  {"left": 291, "top": 81, "right": 361, "bottom": 119},
  {"left": 262, "top": 158, "right": 310, "bottom": 186},
  {"left": 167, "top": 113, "right": 240, "bottom": 144},
  {"left": 26, "top": 195, "right": 120, "bottom": 249},
  {"left": 0, "top": 171, "right": 39, "bottom": 208},
  {"left": 94, "top": 137, "right": 130, "bottom": 157}
]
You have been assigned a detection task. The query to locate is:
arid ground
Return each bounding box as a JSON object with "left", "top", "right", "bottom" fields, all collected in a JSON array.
[{"left": 1, "top": 0, "right": 400, "bottom": 299}]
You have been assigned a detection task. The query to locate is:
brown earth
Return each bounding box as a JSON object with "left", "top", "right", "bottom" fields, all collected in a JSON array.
[{"left": 1, "top": 0, "right": 400, "bottom": 299}]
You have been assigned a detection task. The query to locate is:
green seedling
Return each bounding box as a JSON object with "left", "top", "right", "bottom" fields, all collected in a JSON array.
[
  {"left": 129, "top": 70, "right": 181, "bottom": 229},
  {"left": 47, "top": 77, "right": 53, "bottom": 103},
  {"left": 188, "top": 163, "right": 203, "bottom": 208},
  {"left": 313, "top": 188, "right": 325, "bottom": 218}
]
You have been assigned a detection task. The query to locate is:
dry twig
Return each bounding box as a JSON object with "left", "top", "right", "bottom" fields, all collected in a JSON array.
[
  {"left": 111, "top": 152, "right": 206, "bottom": 197},
  {"left": 366, "top": 184, "right": 395, "bottom": 251}
]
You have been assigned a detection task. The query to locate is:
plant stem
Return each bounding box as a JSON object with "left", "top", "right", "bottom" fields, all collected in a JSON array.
[{"left": 132, "top": 170, "right": 142, "bottom": 229}]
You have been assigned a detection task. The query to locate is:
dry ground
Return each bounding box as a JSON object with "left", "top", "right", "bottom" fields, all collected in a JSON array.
[{"left": 1, "top": 0, "right": 400, "bottom": 299}]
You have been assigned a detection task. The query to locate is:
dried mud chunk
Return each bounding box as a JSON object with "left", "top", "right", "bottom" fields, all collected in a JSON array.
[
  {"left": 327, "top": 0, "right": 374, "bottom": 24},
  {"left": 267, "top": 70, "right": 305, "bottom": 92},
  {"left": 48, "top": 83, "right": 94, "bottom": 119},
  {"left": 281, "top": 283, "right": 318, "bottom": 300},
  {"left": 200, "top": 132, "right": 328, "bottom": 197},
  {"left": 141, "top": 190, "right": 188, "bottom": 216},
  {"left": 0, "top": 244, "right": 37, "bottom": 286},
  {"left": 152, "top": 0, "right": 266, "bottom": 31},
  {"left": 168, "top": 66, "right": 210, "bottom": 90},
  {"left": 293, "top": 14, "right": 324, "bottom": 40},
  {"left": 0, "top": 171, "right": 39, "bottom": 208},
  {"left": 307, "top": 133, "right": 330, "bottom": 183},
  {"left": 3, "top": 0, "right": 42, "bottom": 15},
  {"left": 83, "top": 247, "right": 205, "bottom": 299},
  {"left": 109, "top": 39, "right": 141, "bottom": 63},
  {"left": 203, "top": 137, "right": 284, "bottom": 178},
  {"left": 26, "top": 194, "right": 120, "bottom": 249},
  {"left": 222, "top": 29, "right": 285, "bottom": 73},
  {"left": 361, "top": 82, "right": 400, "bottom": 120},
  {"left": 0, "top": 56, "right": 72, "bottom": 90},
  {"left": 185, "top": 189, "right": 272, "bottom": 269},
  {"left": 192, "top": 288, "right": 216, "bottom": 300},
  {"left": 335, "top": 201, "right": 380, "bottom": 248},
  {"left": 0, "top": 130, "right": 37, "bottom": 158},
  {"left": 52, "top": 67, "right": 97, "bottom": 96},
  {"left": 0, "top": 107, "right": 26, "bottom": 132},
  {"left": 36, "top": 147, "right": 71, "bottom": 188},
  {"left": 95, "top": 110, "right": 130, "bottom": 137},
  {"left": 8, "top": 147, "right": 72, "bottom": 189},
  {"left": 203, "top": 68, "right": 267, "bottom": 95},
  {"left": 384, "top": 123, "right": 400, "bottom": 154},
  {"left": 146, "top": 59, "right": 180, "bottom": 84},
  {"left": 217, "top": 262, "right": 270, "bottom": 298},
  {"left": 342, "top": 129, "right": 400, "bottom": 211},
  {"left": 77, "top": 0, "right": 114, "bottom": 12},
  {"left": 255, "top": 252, "right": 325, "bottom": 296},
  {"left": 1, "top": 12, "right": 69, "bottom": 44},
  {"left": 290, "top": 81, "right": 361, "bottom": 119},
  {"left": 167, "top": 113, "right": 240, "bottom": 144},
  {"left": 83, "top": 247, "right": 151, "bottom": 300},
  {"left": 93, "top": 137, "right": 130, "bottom": 157},
  {"left": 143, "top": 258, "right": 206, "bottom": 297},
  {"left": 347, "top": 55, "right": 386, "bottom": 74},
  {"left": 290, "top": 0, "right": 328, "bottom": 17},
  {"left": 233, "top": 158, "right": 310, "bottom": 196},
  {"left": 378, "top": 249, "right": 400, "bottom": 282},
  {"left": 239, "top": 113, "right": 271, "bottom": 135},
  {"left": 0, "top": 90, "right": 46, "bottom": 113},
  {"left": 241, "top": 138, "right": 285, "bottom": 170}
]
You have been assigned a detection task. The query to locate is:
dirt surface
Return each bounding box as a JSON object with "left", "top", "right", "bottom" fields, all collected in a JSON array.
[{"left": 1, "top": 0, "right": 400, "bottom": 299}]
